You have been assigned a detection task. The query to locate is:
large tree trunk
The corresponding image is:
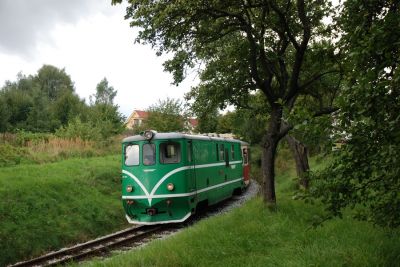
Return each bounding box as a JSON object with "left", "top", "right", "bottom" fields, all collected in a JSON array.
[
  {"left": 261, "top": 136, "right": 278, "bottom": 205},
  {"left": 261, "top": 105, "right": 283, "bottom": 207},
  {"left": 286, "top": 135, "right": 310, "bottom": 189}
]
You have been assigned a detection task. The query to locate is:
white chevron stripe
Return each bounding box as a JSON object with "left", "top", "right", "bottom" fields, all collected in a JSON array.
[
  {"left": 122, "top": 170, "right": 150, "bottom": 198},
  {"left": 124, "top": 161, "right": 243, "bottom": 205},
  {"left": 150, "top": 166, "right": 193, "bottom": 196},
  {"left": 122, "top": 177, "right": 243, "bottom": 200},
  {"left": 196, "top": 178, "right": 242, "bottom": 194}
]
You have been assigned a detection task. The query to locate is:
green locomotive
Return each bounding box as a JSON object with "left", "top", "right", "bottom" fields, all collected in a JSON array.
[{"left": 121, "top": 130, "right": 250, "bottom": 225}]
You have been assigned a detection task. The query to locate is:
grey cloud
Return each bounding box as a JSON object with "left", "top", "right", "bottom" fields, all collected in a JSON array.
[{"left": 0, "top": 0, "right": 115, "bottom": 58}]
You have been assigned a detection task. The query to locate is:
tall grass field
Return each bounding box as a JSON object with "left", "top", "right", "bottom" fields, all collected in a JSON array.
[{"left": 0, "top": 133, "right": 121, "bottom": 166}]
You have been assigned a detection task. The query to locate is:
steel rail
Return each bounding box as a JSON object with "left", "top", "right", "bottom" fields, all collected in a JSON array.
[{"left": 10, "top": 225, "right": 164, "bottom": 267}]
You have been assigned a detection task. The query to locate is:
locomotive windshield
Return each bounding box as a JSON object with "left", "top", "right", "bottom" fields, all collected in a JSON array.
[
  {"left": 125, "top": 144, "right": 139, "bottom": 166},
  {"left": 143, "top": 143, "right": 156, "bottom": 165}
]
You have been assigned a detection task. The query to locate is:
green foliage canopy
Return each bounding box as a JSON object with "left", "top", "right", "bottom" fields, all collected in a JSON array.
[
  {"left": 34, "top": 64, "right": 74, "bottom": 100},
  {"left": 0, "top": 66, "right": 125, "bottom": 141},
  {"left": 310, "top": 0, "right": 400, "bottom": 228},
  {"left": 0, "top": 66, "right": 81, "bottom": 132},
  {"left": 90, "top": 77, "right": 117, "bottom": 105}
]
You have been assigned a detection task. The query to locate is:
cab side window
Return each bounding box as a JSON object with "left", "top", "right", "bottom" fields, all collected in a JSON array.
[
  {"left": 219, "top": 144, "right": 225, "bottom": 161},
  {"left": 160, "top": 142, "right": 181, "bottom": 164}
]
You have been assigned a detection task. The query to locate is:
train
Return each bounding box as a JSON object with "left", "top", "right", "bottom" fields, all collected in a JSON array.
[{"left": 121, "top": 130, "right": 250, "bottom": 225}]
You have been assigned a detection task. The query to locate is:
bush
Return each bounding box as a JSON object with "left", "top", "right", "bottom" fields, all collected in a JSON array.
[
  {"left": 14, "top": 130, "right": 51, "bottom": 146},
  {"left": 250, "top": 145, "right": 262, "bottom": 184},
  {"left": 0, "top": 144, "right": 28, "bottom": 166},
  {"left": 55, "top": 117, "right": 102, "bottom": 141}
]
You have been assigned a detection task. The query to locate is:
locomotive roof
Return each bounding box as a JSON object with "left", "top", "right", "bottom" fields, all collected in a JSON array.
[{"left": 122, "top": 132, "right": 248, "bottom": 145}]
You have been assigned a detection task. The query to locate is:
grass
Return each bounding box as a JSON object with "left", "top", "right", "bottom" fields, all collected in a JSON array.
[
  {"left": 0, "top": 134, "right": 121, "bottom": 166},
  {"left": 2, "top": 142, "right": 399, "bottom": 267},
  {"left": 76, "top": 151, "right": 400, "bottom": 267},
  {"left": 78, "top": 198, "right": 399, "bottom": 267},
  {"left": 0, "top": 155, "right": 128, "bottom": 266}
]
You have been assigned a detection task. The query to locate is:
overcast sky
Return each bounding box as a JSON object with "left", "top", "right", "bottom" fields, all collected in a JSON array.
[{"left": 0, "top": 0, "right": 197, "bottom": 117}]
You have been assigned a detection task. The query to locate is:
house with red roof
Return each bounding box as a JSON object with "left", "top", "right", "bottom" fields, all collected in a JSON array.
[
  {"left": 185, "top": 118, "right": 198, "bottom": 133},
  {"left": 125, "top": 110, "right": 149, "bottom": 129},
  {"left": 125, "top": 109, "right": 198, "bottom": 133}
]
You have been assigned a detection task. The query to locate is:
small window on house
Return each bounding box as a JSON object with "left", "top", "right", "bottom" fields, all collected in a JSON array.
[
  {"left": 143, "top": 143, "right": 155, "bottom": 165},
  {"left": 125, "top": 144, "right": 139, "bottom": 166},
  {"left": 160, "top": 142, "right": 181, "bottom": 164}
]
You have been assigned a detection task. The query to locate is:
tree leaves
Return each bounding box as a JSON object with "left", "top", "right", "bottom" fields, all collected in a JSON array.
[
  {"left": 0, "top": 66, "right": 125, "bottom": 139},
  {"left": 144, "top": 98, "right": 186, "bottom": 132},
  {"left": 309, "top": 0, "right": 400, "bottom": 228}
]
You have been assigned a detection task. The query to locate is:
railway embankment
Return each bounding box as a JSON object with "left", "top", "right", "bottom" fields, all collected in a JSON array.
[
  {"left": 0, "top": 155, "right": 127, "bottom": 267},
  {"left": 77, "top": 159, "right": 400, "bottom": 267}
]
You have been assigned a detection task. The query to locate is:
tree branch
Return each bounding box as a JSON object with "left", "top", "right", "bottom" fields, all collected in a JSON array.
[
  {"left": 313, "top": 107, "right": 339, "bottom": 118},
  {"left": 278, "top": 120, "right": 293, "bottom": 140},
  {"left": 269, "top": 0, "right": 300, "bottom": 50},
  {"left": 299, "top": 70, "right": 339, "bottom": 91},
  {"left": 285, "top": 0, "right": 311, "bottom": 103}
]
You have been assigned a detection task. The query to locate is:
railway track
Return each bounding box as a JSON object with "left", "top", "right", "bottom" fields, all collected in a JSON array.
[
  {"left": 10, "top": 182, "right": 259, "bottom": 267},
  {"left": 10, "top": 225, "right": 166, "bottom": 267}
]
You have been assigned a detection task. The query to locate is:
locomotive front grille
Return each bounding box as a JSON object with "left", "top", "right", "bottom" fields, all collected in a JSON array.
[{"left": 141, "top": 208, "right": 166, "bottom": 216}]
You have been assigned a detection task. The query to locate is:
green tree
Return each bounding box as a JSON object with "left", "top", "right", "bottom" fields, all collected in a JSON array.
[
  {"left": 85, "top": 78, "right": 125, "bottom": 140},
  {"left": 90, "top": 78, "right": 117, "bottom": 105},
  {"left": 113, "top": 0, "right": 340, "bottom": 205},
  {"left": 1, "top": 84, "right": 33, "bottom": 130},
  {"left": 194, "top": 108, "right": 219, "bottom": 134},
  {"left": 52, "top": 90, "right": 86, "bottom": 126},
  {"left": 88, "top": 104, "right": 125, "bottom": 139},
  {"left": 144, "top": 98, "right": 185, "bottom": 132},
  {"left": 25, "top": 90, "right": 58, "bottom": 132},
  {"left": 0, "top": 66, "right": 84, "bottom": 133},
  {"left": 34, "top": 65, "right": 74, "bottom": 101},
  {"left": 0, "top": 96, "right": 10, "bottom": 132},
  {"left": 216, "top": 112, "right": 234, "bottom": 134},
  {"left": 310, "top": 1, "right": 400, "bottom": 228}
]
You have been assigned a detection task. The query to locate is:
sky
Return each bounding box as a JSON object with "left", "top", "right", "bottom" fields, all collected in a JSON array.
[{"left": 0, "top": 0, "right": 197, "bottom": 118}]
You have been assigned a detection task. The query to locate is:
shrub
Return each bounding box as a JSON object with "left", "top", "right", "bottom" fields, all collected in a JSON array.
[
  {"left": 55, "top": 117, "right": 102, "bottom": 141},
  {"left": 14, "top": 130, "right": 51, "bottom": 146},
  {"left": 0, "top": 144, "right": 27, "bottom": 166}
]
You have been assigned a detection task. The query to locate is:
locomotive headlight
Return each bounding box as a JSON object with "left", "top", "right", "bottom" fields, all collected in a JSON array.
[
  {"left": 126, "top": 185, "right": 133, "bottom": 192},
  {"left": 143, "top": 130, "right": 155, "bottom": 140},
  {"left": 167, "top": 183, "right": 175, "bottom": 191}
]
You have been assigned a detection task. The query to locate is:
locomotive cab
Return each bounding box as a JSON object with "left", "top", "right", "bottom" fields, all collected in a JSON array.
[{"left": 122, "top": 134, "right": 194, "bottom": 224}]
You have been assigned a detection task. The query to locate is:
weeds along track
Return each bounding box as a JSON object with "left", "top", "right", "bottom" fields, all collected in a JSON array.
[{"left": 9, "top": 225, "right": 167, "bottom": 267}]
